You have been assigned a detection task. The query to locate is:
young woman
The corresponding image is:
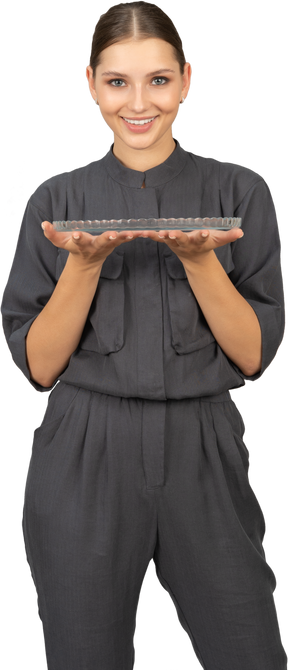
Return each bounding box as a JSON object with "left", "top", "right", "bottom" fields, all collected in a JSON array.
[{"left": 2, "top": 2, "right": 286, "bottom": 668}]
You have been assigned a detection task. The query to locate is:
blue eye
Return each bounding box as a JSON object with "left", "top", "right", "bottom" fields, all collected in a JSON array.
[{"left": 108, "top": 77, "right": 169, "bottom": 88}]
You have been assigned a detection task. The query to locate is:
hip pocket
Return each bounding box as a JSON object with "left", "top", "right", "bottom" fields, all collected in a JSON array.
[
  {"left": 34, "top": 382, "right": 80, "bottom": 436},
  {"left": 79, "top": 251, "right": 125, "bottom": 355}
]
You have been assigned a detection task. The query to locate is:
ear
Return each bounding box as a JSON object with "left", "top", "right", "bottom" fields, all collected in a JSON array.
[
  {"left": 182, "top": 62, "right": 192, "bottom": 99},
  {"left": 83, "top": 63, "right": 95, "bottom": 96}
]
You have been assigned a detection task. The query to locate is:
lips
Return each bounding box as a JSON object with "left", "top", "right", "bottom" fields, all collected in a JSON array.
[
  {"left": 121, "top": 116, "right": 157, "bottom": 135},
  {"left": 121, "top": 114, "right": 157, "bottom": 121}
]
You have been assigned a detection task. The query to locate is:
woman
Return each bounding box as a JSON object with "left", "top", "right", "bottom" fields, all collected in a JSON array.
[{"left": 1, "top": 1, "right": 286, "bottom": 668}]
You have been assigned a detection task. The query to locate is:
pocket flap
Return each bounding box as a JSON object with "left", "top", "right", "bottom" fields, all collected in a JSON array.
[
  {"left": 164, "top": 246, "right": 235, "bottom": 277},
  {"left": 56, "top": 249, "right": 124, "bottom": 280},
  {"left": 164, "top": 254, "right": 187, "bottom": 279},
  {"left": 100, "top": 252, "right": 124, "bottom": 279}
]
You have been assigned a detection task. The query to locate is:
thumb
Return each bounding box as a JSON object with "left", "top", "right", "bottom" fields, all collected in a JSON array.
[
  {"left": 209, "top": 228, "right": 244, "bottom": 247},
  {"left": 41, "top": 220, "right": 52, "bottom": 231}
]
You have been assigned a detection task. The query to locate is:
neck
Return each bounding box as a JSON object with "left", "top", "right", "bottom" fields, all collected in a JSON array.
[{"left": 112, "top": 131, "right": 176, "bottom": 172}]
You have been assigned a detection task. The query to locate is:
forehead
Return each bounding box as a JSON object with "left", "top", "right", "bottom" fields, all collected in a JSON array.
[{"left": 98, "top": 38, "right": 179, "bottom": 74}]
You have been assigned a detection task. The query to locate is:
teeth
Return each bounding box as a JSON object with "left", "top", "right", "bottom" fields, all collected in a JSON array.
[{"left": 123, "top": 117, "right": 155, "bottom": 125}]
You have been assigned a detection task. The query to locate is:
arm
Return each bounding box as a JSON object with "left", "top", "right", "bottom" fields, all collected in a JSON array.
[
  {"left": 182, "top": 244, "right": 262, "bottom": 376},
  {"left": 26, "top": 252, "right": 103, "bottom": 388}
]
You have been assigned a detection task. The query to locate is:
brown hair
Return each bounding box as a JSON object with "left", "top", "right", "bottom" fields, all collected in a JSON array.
[{"left": 89, "top": 1, "right": 186, "bottom": 77}]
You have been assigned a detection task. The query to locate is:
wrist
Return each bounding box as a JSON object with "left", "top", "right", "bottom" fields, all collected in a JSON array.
[
  {"left": 66, "top": 251, "right": 104, "bottom": 277},
  {"left": 181, "top": 249, "right": 217, "bottom": 275}
]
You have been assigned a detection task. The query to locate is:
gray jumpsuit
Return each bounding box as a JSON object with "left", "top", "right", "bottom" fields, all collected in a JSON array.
[{"left": 2, "top": 139, "right": 287, "bottom": 669}]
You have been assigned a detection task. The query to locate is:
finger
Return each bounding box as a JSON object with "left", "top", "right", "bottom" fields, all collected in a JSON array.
[
  {"left": 167, "top": 232, "right": 178, "bottom": 240},
  {"left": 208, "top": 228, "right": 244, "bottom": 247},
  {"left": 44, "top": 225, "right": 96, "bottom": 250},
  {"left": 166, "top": 230, "right": 190, "bottom": 245},
  {"left": 41, "top": 221, "right": 74, "bottom": 248},
  {"left": 157, "top": 229, "right": 181, "bottom": 240},
  {"left": 42, "top": 221, "right": 69, "bottom": 235},
  {"left": 156, "top": 230, "right": 210, "bottom": 241},
  {"left": 138, "top": 229, "right": 190, "bottom": 245}
]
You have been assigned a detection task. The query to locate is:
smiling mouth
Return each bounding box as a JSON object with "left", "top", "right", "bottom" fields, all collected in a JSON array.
[{"left": 121, "top": 115, "right": 158, "bottom": 125}]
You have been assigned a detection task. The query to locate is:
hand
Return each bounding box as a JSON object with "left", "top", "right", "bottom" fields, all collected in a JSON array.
[
  {"left": 41, "top": 221, "right": 144, "bottom": 268},
  {"left": 138, "top": 227, "right": 244, "bottom": 265}
]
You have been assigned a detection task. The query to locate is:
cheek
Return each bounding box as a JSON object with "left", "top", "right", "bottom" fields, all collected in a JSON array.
[
  {"left": 153, "top": 88, "right": 180, "bottom": 111},
  {"left": 99, "top": 87, "right": 126, "bottom": 106}
]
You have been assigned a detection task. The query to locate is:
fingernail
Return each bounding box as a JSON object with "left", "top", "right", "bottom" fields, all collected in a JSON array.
[
  {"left": 169, "top": 235, "right": 176, "bottom": 239},
  {"left": 201, "top": 232, "right": 209, "bottom": 237},
  {"left": 109, "top": 235, "right": 117, "bottom": 240},
  {"left": 73, "top": 234, "right": 80, "bottom": 239},
  {"left": 240, "top": 231, "right": 244, "bottom": 237},
  {"left": 41, "top": 222, "right": 46, "bottom": 230},
  {"left": 127, "top": 235, "right": 133, "bottom": 239},
  {"left": 158, "top": 234, "right": 165, "bottom": 238}
]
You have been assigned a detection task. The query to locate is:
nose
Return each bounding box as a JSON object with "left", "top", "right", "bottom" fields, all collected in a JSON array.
[{"left": 124, "top": 84, "right": 153, "bottom": 116}]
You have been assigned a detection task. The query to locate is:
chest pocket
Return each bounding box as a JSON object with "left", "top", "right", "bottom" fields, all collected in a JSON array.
[
  {"left": 79, "top": 252, "right": 125, "bottom": 355},
  {"left": 164, "top": 245, "right": 234, "bottom": 355}
]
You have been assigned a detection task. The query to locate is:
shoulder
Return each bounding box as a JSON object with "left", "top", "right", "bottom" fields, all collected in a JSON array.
[
  {"left": 29, "top": 156, "right": 106, "bottom": 217},
  {"left": 182, "top": 148, "right": 271, "bottom": 206},
  {"left": 186, "top": 148, "right": 266, "bottom": 188}
]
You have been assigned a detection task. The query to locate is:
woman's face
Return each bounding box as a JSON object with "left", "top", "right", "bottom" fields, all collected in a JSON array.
[{"left": 86, "top": 38, "right": 191, "bottom": 154}]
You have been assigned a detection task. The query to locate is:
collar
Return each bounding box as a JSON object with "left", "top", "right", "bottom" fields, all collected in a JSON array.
[{"left": 102, "top": 138, "right": 188, "bottom": 188}]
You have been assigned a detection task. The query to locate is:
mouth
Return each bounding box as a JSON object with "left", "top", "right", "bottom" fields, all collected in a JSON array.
[{"left": 120, "top": 115, "right": 158, "bottom": 133}]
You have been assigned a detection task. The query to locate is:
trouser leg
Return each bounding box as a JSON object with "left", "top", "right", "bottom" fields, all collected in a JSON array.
[{"left": 153, "top": 394, "right": 287, "bottom": 670}]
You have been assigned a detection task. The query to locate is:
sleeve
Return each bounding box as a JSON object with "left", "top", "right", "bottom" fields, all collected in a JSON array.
[
  {"left": 228, "top": 178, "right": 285, "bottom": 380},
  {"left": 1, "top": 198, "right": 59, "bottom": 391}
]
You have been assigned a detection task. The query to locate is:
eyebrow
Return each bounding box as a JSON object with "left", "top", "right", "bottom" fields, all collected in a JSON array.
[{"left": 101, "top": 68, "right": 175, "bottom": 77}]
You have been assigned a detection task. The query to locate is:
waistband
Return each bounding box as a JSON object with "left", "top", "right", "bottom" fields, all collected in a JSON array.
[{"left": 55, "top": 382, "right": 231, "bottom": 404}]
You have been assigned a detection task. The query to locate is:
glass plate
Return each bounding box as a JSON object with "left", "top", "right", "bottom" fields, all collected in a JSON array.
[{"left": 52, "top": 217, "right": 242, "bottom": 233}]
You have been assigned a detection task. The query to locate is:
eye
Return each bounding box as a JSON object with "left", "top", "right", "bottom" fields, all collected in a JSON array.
[
  {"left": 152, "top": 77, "right": 169, "bottom": 84},
  {"left": 108, "top": 77, "right": 169, "bottom": 88},
  {"left": 109, "top": 79, "right": 126, "bottom": 87}
]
